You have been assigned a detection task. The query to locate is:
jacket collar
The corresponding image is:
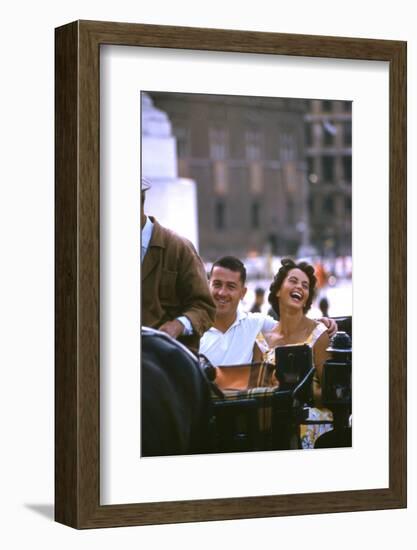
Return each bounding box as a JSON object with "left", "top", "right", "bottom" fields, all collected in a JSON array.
[
  {"left": 141, "top": 217, "right": 164, "bottom": 281},
  {"left": 147, "top": 217, "right": 166, "bottom": 248}
]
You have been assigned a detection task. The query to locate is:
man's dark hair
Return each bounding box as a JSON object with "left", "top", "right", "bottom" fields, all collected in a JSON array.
[
  {"left": 268, "top": 258, "right": 317, "bottom": 317},
  {"left": 210, "top": 256, "right": 247, "bottom": 285}
]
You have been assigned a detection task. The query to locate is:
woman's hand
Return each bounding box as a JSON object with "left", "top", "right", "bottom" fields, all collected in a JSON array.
[{"left": 317, "top": 317, "right": 338, "bottom": 338}]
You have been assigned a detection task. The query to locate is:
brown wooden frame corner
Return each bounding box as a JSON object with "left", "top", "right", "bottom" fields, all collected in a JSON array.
[{"left": 55, "top": 19, "right": 407, "bottom": 529}]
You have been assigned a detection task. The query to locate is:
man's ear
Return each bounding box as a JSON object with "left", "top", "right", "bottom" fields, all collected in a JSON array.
[{"left": 241, "top": 286, "right": 247, "bottom": 300}]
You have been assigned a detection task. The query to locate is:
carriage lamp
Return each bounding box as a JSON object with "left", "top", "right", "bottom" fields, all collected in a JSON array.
[{"left": 321, "top": 331, "right": 352, "bottom": 411}]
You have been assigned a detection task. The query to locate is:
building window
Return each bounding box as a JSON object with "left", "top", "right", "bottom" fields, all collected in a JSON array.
[
  {"left": 209, "top": 127, "right": 228, "bottom": 160},
  {"left": 251, "top": 201, "right": 260, "bottom": 229},
  {"left": 287, "top": 199, "right": 295, "bottom": 225},
  {"left": 343, "top": 156, "right": 352, "bottom": 182},
  {"left": 215, "top": 200, "right": 225, "bottom": 230},
  {"left": 323, "top": 120, "right": 337, "bottom": 146},
  {"left": 308, "top": 194, "right": 315, "bottom": 217},
  {"left": 322, "top": 100, "right": 333, "bottom": 112},
  {"left": 305, "top": 123, "right": 313, "bottom": 147},
  {"left": 322, "top": 155, "right": 335, "bottom": 182},
  {"left": 245, "top": 128, "right": 261, "bottom": 161},
  {"left": 343, "top": 121, "right": 352, "bottom": 146},
  {"left": 213, "top": 161, "right": 228, "bottom": 194},
  {"left": 345, "top": 195, "right": 352, "bottom": 214},
  {"left": 307, "top": 157, "right": 318, "bottom": 184},
  {"left": 174, "top": 126, "right": 189, "bottom": 158},
  {"left": 249, "top": 162, "right": 263, "bottom": 193},
  {"left": 343, "top": 101, "right": 352, "bottom": 113},
  {"left": 324, "top": 196, "right": 334, "bottom": 215},
  {"left": 307, "top": 157, "right": 314, "bottom": 175},
  {"left": 280, "top": 132, "right": 296, "bottom": 162}
]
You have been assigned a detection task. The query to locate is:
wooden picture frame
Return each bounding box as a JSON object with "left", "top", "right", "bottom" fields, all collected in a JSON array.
[{"left": 55, "top": 20, "right": 406, "bottom": 528}]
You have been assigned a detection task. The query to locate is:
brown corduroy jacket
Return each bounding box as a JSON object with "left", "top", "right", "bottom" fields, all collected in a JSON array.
[{"left": 141, "top": 217, "right": 216, "bottom": 350}]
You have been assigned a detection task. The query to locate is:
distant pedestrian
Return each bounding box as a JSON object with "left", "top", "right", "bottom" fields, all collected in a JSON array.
[
  {"left": 250, "top": 287, "right": 265, "bottom": 313},
  {"left": 319, "top": 296, "right": 329, "bottom": 317},
  {"left": 314, "top": 262, "right": 328, "bottom": 289}
]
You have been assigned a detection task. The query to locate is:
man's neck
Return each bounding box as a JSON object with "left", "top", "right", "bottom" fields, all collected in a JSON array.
[{"left": 213, "top": 311, "right": 238, "bottom": 333}]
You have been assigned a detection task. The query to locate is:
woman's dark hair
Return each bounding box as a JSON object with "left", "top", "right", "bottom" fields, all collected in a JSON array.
[{"left": 268, "top": 258, "right": 317, "bottom": 317}]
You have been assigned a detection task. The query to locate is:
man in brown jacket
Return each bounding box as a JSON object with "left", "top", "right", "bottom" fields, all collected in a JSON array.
[{"left": 141, "top": 179, "right": 216, "bottom": 351}]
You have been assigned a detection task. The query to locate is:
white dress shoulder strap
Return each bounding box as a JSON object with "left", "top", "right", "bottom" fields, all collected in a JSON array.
[{"left": 305, "top": 321, "right": 327, "bottom": 347}]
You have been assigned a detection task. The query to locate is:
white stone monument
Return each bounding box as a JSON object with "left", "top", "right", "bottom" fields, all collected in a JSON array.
[{"left": 141, "top": 93, "right": 199, "bottom": 250}]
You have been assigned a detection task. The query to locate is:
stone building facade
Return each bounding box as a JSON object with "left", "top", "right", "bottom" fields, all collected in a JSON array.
[
  {"left": 147, "top": 92, "right": 352, "bottom": 261},
  {"left": 305, "top": 99, "right": 352, "bottom": 257}
]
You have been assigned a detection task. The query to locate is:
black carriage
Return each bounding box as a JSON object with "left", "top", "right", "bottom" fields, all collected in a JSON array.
[{"left": 141, "top": 317, "right": 352, "bottom": 457}]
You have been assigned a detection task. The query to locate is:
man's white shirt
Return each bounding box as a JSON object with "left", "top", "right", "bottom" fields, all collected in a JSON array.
[
  {"left": 199, "top": 310, "right": 277, "bottom": 366},
  {"left": 141, "top": 215, "right": 154, "bottom": 262}
]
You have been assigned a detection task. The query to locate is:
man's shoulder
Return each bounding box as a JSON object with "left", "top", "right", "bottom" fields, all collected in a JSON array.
[
  {"left": 151, "top": 218, "right": 196, "bottom": 253},
  {"left": 239, "top": 311, "right": 277, "bottom": 330},
  {"left": 242, "top": 311, "right": 270, "bottom": 321},
  {"left": 237, "top": 311, "right": 265, "bottom": 327}
]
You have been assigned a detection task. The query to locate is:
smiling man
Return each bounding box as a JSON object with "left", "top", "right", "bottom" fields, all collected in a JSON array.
[
  {"left": 199, "top": 256, "right": 277, "bottom": 365},
  {"left": 199, "top": 256, "right": 336, "bottom": 366}
]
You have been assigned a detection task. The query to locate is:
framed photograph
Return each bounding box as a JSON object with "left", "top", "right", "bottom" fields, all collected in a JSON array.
[{"left": 55, "top": 20, "right": 406, "bottom": 528}]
